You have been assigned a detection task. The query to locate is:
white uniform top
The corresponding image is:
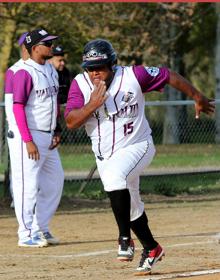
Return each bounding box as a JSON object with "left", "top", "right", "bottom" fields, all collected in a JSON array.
[
  {"left": 71, "top": 65, "right": 169, "bottom": 159},
  {"left": 75, "top": 66, "right": 150, "bottom": 158},
  {"left": 13, "top": 58, "right": 59, "bottom": 132},
  {"left": 4, "top": 59, "right": 24, "bottom": 129}
]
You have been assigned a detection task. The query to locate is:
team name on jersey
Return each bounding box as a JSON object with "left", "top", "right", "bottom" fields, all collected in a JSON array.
[
  {"left": 116, "top": 103, "right": 138, "bottom": 118},
  {"left": 36, "top": 85, "right": 59, "bottom": 98},
  {"left": 94, "top": 102, "right": 139, "bottom": 120}
]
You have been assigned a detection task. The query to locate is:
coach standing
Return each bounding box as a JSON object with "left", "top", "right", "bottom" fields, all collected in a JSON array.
[
  {"left": 65, "top": 39, "right": 215, "bottom": 276},
  {"left": 11, "top": 28, "right": 64, "bottom": 247}
]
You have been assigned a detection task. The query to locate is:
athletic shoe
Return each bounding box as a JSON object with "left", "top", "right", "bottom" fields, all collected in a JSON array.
[
  {"left": 43, "top": 232, "right": 60, "bottom": 245},
  {"left": 32, "top": 233, "right": 48, "bottom": 247},
  {"left": 135, "top": 244, "right": 165, "bottom": 276},
  {"left": 18, "top": 238, "right": 48, "bottom": 248},
  {"left": 117, "top": 236, "right": 135, "bottom": 261}
]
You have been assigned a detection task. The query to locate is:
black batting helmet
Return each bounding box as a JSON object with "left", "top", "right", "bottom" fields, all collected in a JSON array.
[{"left": 81, "top": 39, "right": 117, "bottom": 69}]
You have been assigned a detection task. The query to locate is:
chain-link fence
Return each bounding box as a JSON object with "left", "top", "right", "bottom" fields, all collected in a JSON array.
[
  {"left": 1, "top": 101, "right": 220, "bottom": 197},
  {"left": 59, "top": 100, "right": 220, "bottom": 196}
]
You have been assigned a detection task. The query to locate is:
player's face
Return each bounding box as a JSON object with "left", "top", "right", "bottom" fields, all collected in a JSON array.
[
  {"left": 51, "top": 56, "right": 65, "bottom": 71},
  {"left": 86, "top": 65, "right": 113, "bottom": 87},
  {"left": 35, "top": 40, "right": 54, "bottom": 59}
]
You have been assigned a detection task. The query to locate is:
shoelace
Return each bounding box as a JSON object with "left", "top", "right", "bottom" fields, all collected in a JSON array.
[{"left": 44, "top": 232, "right": 52, "bottom": 239}]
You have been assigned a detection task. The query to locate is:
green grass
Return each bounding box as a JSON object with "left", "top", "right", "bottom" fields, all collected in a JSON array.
[
  {"left": 58, "top": 143, "right": 220, "bottom": 171},
  {"left": 151, "top": 144, "right": 220, "bottom": 168},
  {"left": 1, "top": 172, "right": 220, "bottom": 201},
  {"left": 62, "top": 179, "right": 105, "bottom": 200},
  {"left": 2, "top": 143, "right": 220, "bottom": 200},
  {"left": 60, "top": 172, "right": 220, "bottom": 200},
  {"left": 60, "top": 153, "right": 95, "bottom": 171},
  {"left": 140, "top": 172, "right": 220, "bottom": 196}
]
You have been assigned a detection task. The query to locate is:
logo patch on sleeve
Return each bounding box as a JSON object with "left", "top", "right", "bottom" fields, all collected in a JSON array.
[{"left": 145, "top": 67, "right": 160, "bottom": 77}]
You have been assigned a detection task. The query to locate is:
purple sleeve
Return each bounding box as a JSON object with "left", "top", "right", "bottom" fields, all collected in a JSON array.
[
  {"left": 133, "top": 65, "right": 170, "bottom": 93},
  {"left": 64, "top": 79, "right": 85, "bottom": 118},
  {"left": 13, "top": 70, "right": 33, "bottom": 104},
  {"left": 4, "top": 69, "right": 14, "bottom": 94}
]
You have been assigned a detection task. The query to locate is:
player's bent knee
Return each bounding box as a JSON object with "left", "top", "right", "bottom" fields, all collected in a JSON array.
[{"left": 101, "top": 169, "right": 126, "bottom": 192}]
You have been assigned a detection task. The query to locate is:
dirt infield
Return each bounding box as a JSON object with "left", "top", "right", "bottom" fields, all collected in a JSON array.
[{"left": 0, "top": 195, "right": 220, "bottom": 280}]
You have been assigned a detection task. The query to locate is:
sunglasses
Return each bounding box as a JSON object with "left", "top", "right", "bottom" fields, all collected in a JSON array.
[
  {"left": 86, "top": 65, "right": 107, "bottom": 72},
  {"left": 36, "top": 40, "right": 53, "bottom": 47}
]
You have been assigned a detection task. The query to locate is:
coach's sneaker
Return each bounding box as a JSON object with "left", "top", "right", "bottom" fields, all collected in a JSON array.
[
  {"left": 18, "top": 238, "right": 47, "bottom": 248},
  {"left": 117, "top": 236, "right": 135, "bottom": 261},
  {"left": 32, "top": 233, "right": 48, "bottom": 247},
  {"left": 43, "top": 232, "right": 60, "bottom": 245},
  {"left": 135, "top": 244, "right": 164, "bottom": 276}
]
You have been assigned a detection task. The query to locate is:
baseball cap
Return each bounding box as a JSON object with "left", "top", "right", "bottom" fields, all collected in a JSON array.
[
  {"left": 52, "top": 45, "right": 66, "bottom": 56},
  {"left": 24, "top": 28, "right": 58, "bottom": 49},
  {"left": 18, "top": 32, "right": 29, "bottom": 46}
]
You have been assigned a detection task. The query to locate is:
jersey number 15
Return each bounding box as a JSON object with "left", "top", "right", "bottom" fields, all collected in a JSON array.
[{"left": 124, "top": 122, "right": 134, "bottom": 136}]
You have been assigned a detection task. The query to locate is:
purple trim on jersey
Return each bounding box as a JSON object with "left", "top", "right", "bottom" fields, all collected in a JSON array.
[
  {"left": 13, "top": 70, "right": 33, "bottom": 104},
  {"left": 133, "top": 65, "right": 170, "bottom": 93},
  {"left": 113, "top": 67, "right": 124, "bottom": 113},
  {"left": 106, "top": 67, "right": 124, "bottom": 157},
  {"left": 97, "top": 118, "right": 102, "bottom": 157},
  {"left": 109, "top": 115, "right": 116, "bottom": 158},
  {"left": 64, "top": 79, "right": 85, "bottom": 118},
  {"left": 4, "top": 69, "right": 14, "bottom": 93}
]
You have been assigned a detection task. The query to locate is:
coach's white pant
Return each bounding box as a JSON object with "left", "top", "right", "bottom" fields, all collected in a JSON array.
[
  {"left": 7, "top": 125, "right": 64, "bottom": 242},
  {"left": 96, "top": 136, "right": 155, "bottom": 221}
]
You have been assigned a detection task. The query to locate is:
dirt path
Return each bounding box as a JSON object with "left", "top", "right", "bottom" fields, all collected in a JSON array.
[{"left": 0, "top": 196, "right": 220, "bottom": 280}]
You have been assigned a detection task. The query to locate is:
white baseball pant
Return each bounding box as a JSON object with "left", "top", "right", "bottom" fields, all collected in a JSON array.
[
  {"left": 96, "top": 136, "right": 155, "bottom": 221},
  {"left": 7, "top": 125, "right": 64, "bottom": 241}
]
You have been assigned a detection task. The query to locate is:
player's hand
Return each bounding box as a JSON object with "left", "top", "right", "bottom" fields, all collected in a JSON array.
[
  {"left": 49, "top": 133, "right": 61, "bottom": 150},
  {"left": 194, "top": 96, "right": 215, "bottom": 119},
  {"left": 89, "top": 81, "right": 108, "bottom": 110},
  {"left": 26, "top": 141, "right": 40, "bottom": 161}
]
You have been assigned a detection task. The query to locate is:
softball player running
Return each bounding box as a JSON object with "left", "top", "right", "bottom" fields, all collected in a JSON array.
[
  {"left": 65, "top": 39, "right": 214, "bottom": 275},
  {"left": 9, "top": 29, "right": 64, "bottom": 247}
]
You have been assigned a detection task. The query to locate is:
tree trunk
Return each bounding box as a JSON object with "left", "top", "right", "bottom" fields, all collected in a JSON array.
[
  {"left": 0, "top": 19, "right": 16, "bottom": 162},
  {"left": 215, "top": 3, "right": 220, "bottom": 143}
]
